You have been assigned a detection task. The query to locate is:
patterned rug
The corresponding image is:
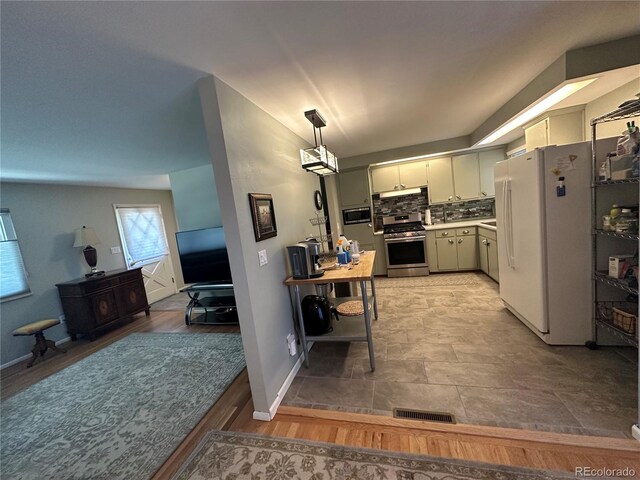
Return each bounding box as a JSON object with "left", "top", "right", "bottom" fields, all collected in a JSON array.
[
  {"left": 1, "top": 333, "right": 246, "bottom": 480},
  {"left": 172, "top": 431, "right": 574, "bottom": 480},
  {"left": 376, "top": 273, "right": 480, "bottom": 288}
]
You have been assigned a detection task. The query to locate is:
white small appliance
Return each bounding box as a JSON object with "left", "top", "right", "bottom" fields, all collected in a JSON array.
[{"left": 494, "top": 141, "right": 595, "bottom": 345}]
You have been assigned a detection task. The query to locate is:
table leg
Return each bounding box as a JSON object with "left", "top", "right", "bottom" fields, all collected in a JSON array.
[
  {"left": 360, "top": 280, "right": 375, "bottom": 372},
  {"left": 291, "top": 285, "right": 309, "bottom": 368},
  {"left": 370, "top": 275, "right": 378, "bottom": 320}
]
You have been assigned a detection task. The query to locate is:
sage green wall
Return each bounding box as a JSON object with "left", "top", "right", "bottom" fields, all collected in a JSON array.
[
  {"left": 169, "top": 164, "right": 222, "bottom": 231},
  {"left": 199, "top": 76, "right": 321, "bottom": 417},
  {"left": 0, "top": 182, "right": 182, "bottom": 366},
  {"left": 585, "top": 78, "right": 640, "bottom": 139}
]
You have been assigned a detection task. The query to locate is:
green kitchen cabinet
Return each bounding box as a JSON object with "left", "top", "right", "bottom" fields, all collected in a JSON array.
[
  {"left": 427, "top": 157, "right": 455, "bottom": 204},
  {"left": 373, "top": 234, "right": 387, "bottom": 276},
  {"left": 371, "top": 161, "right": 427, "bottom": 193},
  {"left": 487, "top": 237, "right": 499, "bottom": 282},
  {"left": 370, "top": 164, "right": 400, "bottom": 193},
  {"left": 456, "top": 235, "right": 478, "bottom": 270},
  {"left": 426, "top": 231, "right": 438, "bottom": 273},
  {"left": 478, "top": 227, "right": 499, "bottom": 282},
  {"left": 435, "top": 237, "right": 458, "bottom": 271},
  {"left": 339, "top": 168, "right": 370, "bottom": 206},
  {"left": 399, "top": 161, "right": 428, "bottom": 189},
  {"left": 479, "top": 149, "right": 504, "bottom": 197},
  {"left": 452, "top": 153, "right": 480, "bottom": 201}
]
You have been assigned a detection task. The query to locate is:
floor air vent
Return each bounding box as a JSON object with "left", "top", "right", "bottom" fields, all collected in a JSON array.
[{"left": 393, "top": 408, "right": 456, "bottom": 424}]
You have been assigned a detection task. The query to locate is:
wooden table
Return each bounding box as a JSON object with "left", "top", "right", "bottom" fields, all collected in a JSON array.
[{"left": 284, "top": 250, "right": 378, "bottom": 371}]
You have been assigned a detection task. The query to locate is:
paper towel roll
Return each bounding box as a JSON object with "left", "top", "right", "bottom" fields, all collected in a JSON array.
[{"left": 425, "top": 209, "right": 432, "bottom": 225}]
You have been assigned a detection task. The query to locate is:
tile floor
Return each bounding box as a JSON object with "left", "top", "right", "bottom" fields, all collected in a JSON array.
[{"left": 281, "top": 272, "right": 639, "bottom": 438}]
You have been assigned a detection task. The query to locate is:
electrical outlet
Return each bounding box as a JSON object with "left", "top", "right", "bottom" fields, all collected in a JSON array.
[
  {"left": 286, "top": 333, "right": 297, "bottom": 356},
  {"left": 110, "top": 246, "right": 121, "bottom": 254},
  {"left": 258, "top": 249, "right": 268, "bottom": 266}
]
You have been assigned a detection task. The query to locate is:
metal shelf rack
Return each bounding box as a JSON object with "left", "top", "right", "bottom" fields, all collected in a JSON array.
[{"left": 589, "top": 99, "right": 639, "bottom": 350}]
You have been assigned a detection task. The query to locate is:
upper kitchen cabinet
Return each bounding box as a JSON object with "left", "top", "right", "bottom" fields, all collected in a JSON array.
[
  {"left": 371, "top": 161, "right": 427, "bottom": 193},
  {"left": 452, "top": 153, "right": 480, "bottom": 201},
  {"left": 338, "top": 168, "right": 370, "bottom": 206},
  {"left": 399, "top": 161, "right": 428, "bottom": 189},
  {"left": 478, "top": 149, "right": 504, "bottom": 197},
  {"left": 524, "top": 107, "right": 584, "bottom": 152},
  {"left": 427, "top": 157, "right": 455, "bottom": 204}
]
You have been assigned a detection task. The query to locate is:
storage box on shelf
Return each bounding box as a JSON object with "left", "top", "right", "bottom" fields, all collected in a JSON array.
[{"left": 589, "top": 99, "right": 640, "bottom": 349}]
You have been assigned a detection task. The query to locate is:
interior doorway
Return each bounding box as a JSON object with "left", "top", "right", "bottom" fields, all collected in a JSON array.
[{"left": 114, "top": 204, "right": 177, "bottom": 304}]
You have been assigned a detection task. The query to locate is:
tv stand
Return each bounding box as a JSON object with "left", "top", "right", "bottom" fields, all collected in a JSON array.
[{"left": 182, "top": 283, "right": 238, "bottom": 326}]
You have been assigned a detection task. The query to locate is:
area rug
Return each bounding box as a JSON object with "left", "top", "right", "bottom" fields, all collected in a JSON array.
[
  {"left": 172, "top": 431, "right": 574, "bottom": 480},
  {"left": 1, "top": 333, "right": 246, "bottom": 480},
  {"left": 151, "top": 291, "right": 191, "bottom": 311},
  {"left": 376, "top": 273, "right": 480, "bottom": 288}
]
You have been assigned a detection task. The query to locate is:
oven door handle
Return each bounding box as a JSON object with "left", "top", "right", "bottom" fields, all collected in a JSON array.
[{"left": 385, "top": 236, "right": 426, "bottom": 243}]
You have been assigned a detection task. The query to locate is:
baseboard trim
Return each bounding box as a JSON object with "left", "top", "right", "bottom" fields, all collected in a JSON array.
[
  {"left": 1, "top": 337, "right": 71, "bottom": 370},
  {"left": 252, "top": 342, "right": 311, "bottom": 422}
]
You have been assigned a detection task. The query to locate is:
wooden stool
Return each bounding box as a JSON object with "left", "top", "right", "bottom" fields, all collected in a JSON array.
[{"left": 13, "top": 319, "right": 67, "bottom": 368}]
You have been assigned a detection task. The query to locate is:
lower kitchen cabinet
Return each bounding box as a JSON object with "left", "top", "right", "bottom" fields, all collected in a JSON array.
[
  {"left": 373, "top": 234, "right": 387, "bottom": 276},
  {"left": 435, "top": 237, "right": 458, "bottom": 271},
  {"left": 456, "top": 235, "right": 478, "bottom": 270},
  {"left": 478, "top": 227, "right": 499, "bottom": 282}
]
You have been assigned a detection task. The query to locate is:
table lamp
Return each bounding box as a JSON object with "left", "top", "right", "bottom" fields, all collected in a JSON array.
[{"left": 73, "top": 226, "right": 104, "bottom": 277}]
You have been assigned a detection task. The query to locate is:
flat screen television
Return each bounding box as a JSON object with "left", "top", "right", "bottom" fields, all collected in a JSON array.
[{"left": 175, "top": 227, "right": 233, "bottom": 285}]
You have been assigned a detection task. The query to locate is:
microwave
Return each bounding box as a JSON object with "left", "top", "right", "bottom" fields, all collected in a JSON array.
[{"left": 342, "top": 206, "right": 372, "bottom": 225}]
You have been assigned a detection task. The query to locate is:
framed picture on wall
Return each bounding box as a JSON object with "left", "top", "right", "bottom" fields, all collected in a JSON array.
[{"left": 248, "top": 193, "right": 277, "bottom": 242}]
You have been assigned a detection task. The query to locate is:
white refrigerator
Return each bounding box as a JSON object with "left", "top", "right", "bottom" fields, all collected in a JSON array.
[{"left": 494, "top": 141, "right": 593, "bottom": 345}]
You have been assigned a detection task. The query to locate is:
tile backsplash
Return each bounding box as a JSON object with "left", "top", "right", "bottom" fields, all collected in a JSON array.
[
  {"left": 372, "top": 188, "right": 429, "bottom": 230},
  {"left": 372, "top": 188, "right": 495, "bottom": 230},
  {"left": 429, "top": 198, "right": 495, "bottom": 224}
]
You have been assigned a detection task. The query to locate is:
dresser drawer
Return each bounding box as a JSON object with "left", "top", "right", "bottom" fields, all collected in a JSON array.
[
  {"left": 117, "top": 269, "right": 143, "bottom": 285},
  {"left": 82, "top": 277, "right": 118, "bottom": 294}
]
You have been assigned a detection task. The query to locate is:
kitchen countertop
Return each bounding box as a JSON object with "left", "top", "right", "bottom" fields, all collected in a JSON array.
[
  {"left": 374, "top": 218, "right": 497, "bottom": 235},
  {"left": 425, "top": 218, "right": 497, "bottom": 231}
]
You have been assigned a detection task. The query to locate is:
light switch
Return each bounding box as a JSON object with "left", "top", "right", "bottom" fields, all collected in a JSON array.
[
  {"left": 258, "top": 249, "right": 268, "bottom": 266},
  {"left": 111, "top": 246, "right": 121, "bottom": 254}
]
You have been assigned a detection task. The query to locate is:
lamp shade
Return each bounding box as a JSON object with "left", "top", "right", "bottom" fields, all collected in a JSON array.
[{"left": 73, "top": 226, "right": 100, "bottom": 248}]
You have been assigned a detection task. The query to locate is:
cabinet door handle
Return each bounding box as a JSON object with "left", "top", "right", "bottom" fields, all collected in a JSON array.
[
  {"left": 456, "top": 195, "right": 462, "bottom": 200},
  {"left": 400, "top": 183, "right": 406, "bottom": 189},
  {"left": 463, "top": 229, "right": 470, "bottom": 234},
  {"left": 482, "top": 239, "right": 488, "bottom": 245},
  {"left": 394, "top": 185, "right": 399, "bottom": 190},
  {"left": 481, "top": 191, "right": 487, "bottom": 196},
  {"left": 486, "top": 241, "right": 491, "bottom": 246},
  {"left": 448, "top": 239, "right": 454, "bottom": 244},
  {"left": 448, "top": 195, "right": 453, "bottom": 201},
  {"left": 442, "top": 231, "right": 448, "bottom": 236},
  {"left": 458, "top": 238, "right": 463, "bottom": 244},
  {"left": 368, "top": 223, "right": 372, "bottom": 228}
]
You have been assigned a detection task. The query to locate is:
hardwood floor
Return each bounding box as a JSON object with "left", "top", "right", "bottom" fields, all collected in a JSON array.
[{"left": 2, "top": 309, "right": 639, "bottom": 479}]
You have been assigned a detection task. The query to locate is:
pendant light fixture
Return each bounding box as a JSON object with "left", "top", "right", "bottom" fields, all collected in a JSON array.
[{"left": 300, "top": 109, "right": 339, "bottom": 176}]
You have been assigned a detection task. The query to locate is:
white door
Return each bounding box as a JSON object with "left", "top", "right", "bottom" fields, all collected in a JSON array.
[{"left": 114, "top": 205, "right": 177, "bottom": 304}]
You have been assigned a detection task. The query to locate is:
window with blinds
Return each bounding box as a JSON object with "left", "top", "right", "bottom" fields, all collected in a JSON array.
[
  {"left": 114, "top": 206, "right": 169, "bottom": 266},
  {"left": 0, "top": 209, "right": 31, "bottom": 301}
]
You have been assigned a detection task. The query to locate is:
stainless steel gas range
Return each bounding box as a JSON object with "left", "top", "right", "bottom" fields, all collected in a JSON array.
[{"left": 383, "top": 213, "right": 429, "bottom": 277}]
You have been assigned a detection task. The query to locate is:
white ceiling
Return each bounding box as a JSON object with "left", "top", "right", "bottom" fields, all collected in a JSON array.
[{"left": 1, "top": 1, "right": 639, "bottom": 188}]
